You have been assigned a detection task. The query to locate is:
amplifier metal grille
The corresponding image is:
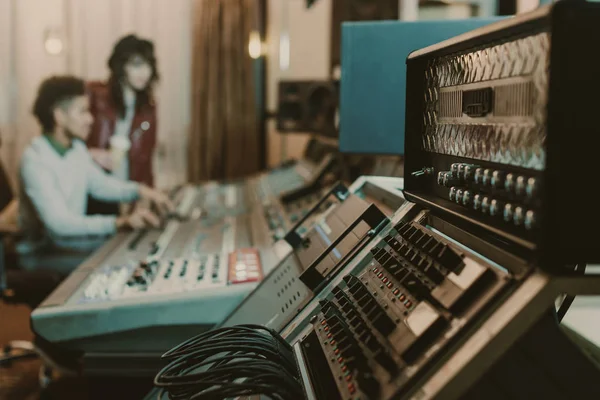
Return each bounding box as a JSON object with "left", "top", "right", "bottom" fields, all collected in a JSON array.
[{"left": 422, "top": 32, "right": 550, "bottom": 170}]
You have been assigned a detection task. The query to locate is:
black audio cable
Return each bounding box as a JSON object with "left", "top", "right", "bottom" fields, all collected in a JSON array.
[
  {"left": 154, "top": 324, "right": 303, "bottom": 400},
  {"left": 556, "top": 263, "right": 587, "bottom": 322}
]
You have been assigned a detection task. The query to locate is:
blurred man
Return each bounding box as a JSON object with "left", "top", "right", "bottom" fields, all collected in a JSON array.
[{"left": 19, "top": 76, "right": 172, "bottom": 271}]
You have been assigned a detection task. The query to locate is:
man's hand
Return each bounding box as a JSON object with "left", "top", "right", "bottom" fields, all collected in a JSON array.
[
  {"left": 138, "top": 185, "right": 175, "bottom": 215},
  {"left": 116, "top": 208, "right": 161, "bottom": 230},
  {"left": 89, "top": 148, "right": 113, "bottom": 171}
]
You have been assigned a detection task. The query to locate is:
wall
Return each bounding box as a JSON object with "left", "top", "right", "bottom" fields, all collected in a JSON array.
[
  {"left": 266, "top": 0, "right": 332, "bottom": 167},
  {"left": 0, "top": 0, "right": 191, "bottom": 190}
]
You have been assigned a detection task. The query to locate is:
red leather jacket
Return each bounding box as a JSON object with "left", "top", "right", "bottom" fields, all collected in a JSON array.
[{"left": 86, "top": 81, "right": 157, "bottom": 186}]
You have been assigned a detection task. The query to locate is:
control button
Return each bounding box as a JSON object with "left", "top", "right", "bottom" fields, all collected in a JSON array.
[
  {"left": 513, "top": 206, "right": 525, "bottom": 226},
  {"left": 449, "top": 187, "right": 458, "bottom": 202},
  {"left": 464, "top": 164, "right": 478, "bottom": 181},
  {"left": 474, "top": 168, "right": 484, "bottom": 184},
  {"left": 489, "top": 199, "right": 504, "bottom": 217},
  {"left": 526, "top": 177, "right": 538, "bottom": 199},
  {"left": 473, "top": 194, "right": 482, "bottom": 211},
  {"left": 437, "top": 172, "right": 445, "bottom": 185},
  {"left": 451, "top": 163, "right": 460, "bottom": 176},
  {"left": 525, "top": 210, "right": 536, "bottom": 230},
  {"left": 482, "top": 169, "right": 493, "bottom": 186},
  {"left": 491, "top": 170, "right": 504, "bottom": 189},
  {"left": 462, "top": 190, "right": 472, "bottom": 207},
  {"left": 515, "top": 176, "right": 527, "bottom": 196},
  {"left": 458, "top": 164, "right": 466, "bottom": 180},
  {"left": 455, "top": 189, "right": 464, "bottom": 204},
  {"left": 481, "top": 197, "right": 491, "bottom": 214},
  {"left": 503, "top": 203, "right": 514, "bottom": 223},
  {"left": 505, "top": 173, "right": 515, "bottom": 192}
]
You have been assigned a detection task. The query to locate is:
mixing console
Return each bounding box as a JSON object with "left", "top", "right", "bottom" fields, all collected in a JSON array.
[
  {"left": 30, "top": 146, "right": 347, "bottom": 376},
  {"left": 145, "top": 6, "right": 600, "bottom": 400}
]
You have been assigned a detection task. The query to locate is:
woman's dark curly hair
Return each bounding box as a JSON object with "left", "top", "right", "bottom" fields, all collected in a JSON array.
[{"left": 108, "top": 34, "right": 159, "bottom": 118}]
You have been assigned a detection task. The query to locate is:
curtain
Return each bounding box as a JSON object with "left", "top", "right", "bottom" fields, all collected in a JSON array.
[{"left": 189, "top": 0, "right": 261, "bottom": 182}]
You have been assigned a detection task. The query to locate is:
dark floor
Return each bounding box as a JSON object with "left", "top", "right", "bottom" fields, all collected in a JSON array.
[{"left": 0, "top": 303, "right": 153, "bottom": 400}]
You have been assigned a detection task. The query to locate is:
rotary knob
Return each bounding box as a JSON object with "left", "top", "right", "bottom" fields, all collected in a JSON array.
[
  {"left": 455, "top": 189, "right": 465, "bottom": 204},
  {"left": 474, "top": 168, "right": 485, "bottom": 184},
  {"left": 515, "top": 176, "right": 527, "bottom": 196},
  {"left": 524, "top": 210, "right": 536, "bottom": 230},
  {"left": 481, "top": 197, "right": 491, "bottom": 214},
  {"left": 489, "top": 199, "right": 504, "bottom": 217},
  {"left": 462, "top": 190, "right": 472, "bottom": 207},
  {"left": 464, "top": 164, "right": 478, "bottom": 181},
  {"left": 526, "top": 177, "right": 538, "bottom": 199},
  {"left": 473, "top": 194, "right": 482, "bottom": 211},
  {"left": 482, "top": 169, "right": 493, "bottom": 186},
  {"left": 503, "top": 204, "right": 515, "bottom": 223},
  {"left": 491, "top": 171, "right": 505, "bottom": 189},
  {"left": 505, "top": 173, "right": 516, "bottom": 193},
  {"left": 449, "top": 187, "right": 458, "bottom": 202},
  {"left": 513, "top": 206, "right": 525, "bottom": 226}
]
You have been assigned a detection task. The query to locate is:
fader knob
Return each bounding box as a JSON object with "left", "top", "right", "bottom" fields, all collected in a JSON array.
[
  {"left": 524, "top": 210, "right": 536, "bottom": 230},
  {"left": 503, "top": 204, "right": 514, "bottom": 223}
]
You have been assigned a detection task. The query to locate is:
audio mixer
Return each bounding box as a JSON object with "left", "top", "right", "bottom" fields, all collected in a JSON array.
[
  {"left": 30, "top": 158, "right": 367, "bottom": 378},
  {"left": 146, "top": 6, "right": 600, "bottom": 400}
]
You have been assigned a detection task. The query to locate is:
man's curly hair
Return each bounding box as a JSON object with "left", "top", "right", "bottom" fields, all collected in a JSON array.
[{"left": 32, "top": 76, "right": 86, "bottom": 132}]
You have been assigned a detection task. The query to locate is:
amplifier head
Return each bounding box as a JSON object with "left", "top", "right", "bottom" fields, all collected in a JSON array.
[{"left": 403, "top": 3, "right": 600, "bottom": 271}]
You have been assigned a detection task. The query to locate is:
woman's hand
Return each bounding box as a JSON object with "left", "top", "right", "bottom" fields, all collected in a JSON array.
[{"left": 89, "top": 148, "right": 113, "bottom": 171}]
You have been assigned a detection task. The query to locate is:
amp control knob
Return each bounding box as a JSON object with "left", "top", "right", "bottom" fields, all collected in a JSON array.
[
  {"left": 526, "top": 177, "right": 538, "bottom": 199},
  {"left": 449, "top": 187, "right": 458, "bottom": 202},
  {"left": 462, "top": 190, "right": 472, "bottom": 207},
  {"left": 513, "top": 206, "right": 525, "bottom": 226},
  {"left": 491, "top": 171, "right": 505, "bottom": 189},
  {"left": 525, "top": 210, "right": 536, "bottom": 230},
  {"left": 474, "top": 168, "right": 485, "bottom": 184},
  {"left": 489, "top": 199, "right": 504, "bottom": 217},
  {"left": 473, "top": 194, "right": 482, "bottom": 211},
  {"left": 503, "top": 204, "right": 515, "bottom": 223},
  {"left": 515, "top": 176, "right": 527, "bottom": 196},
  {"left": 481, "top": 197, "right": 491, "bottom": 214},
  {"left": 482, "top": 169, "right": 493, "bottom": 186}
]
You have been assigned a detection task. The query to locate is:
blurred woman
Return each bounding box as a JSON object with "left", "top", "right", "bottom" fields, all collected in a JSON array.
[{"left": 87, "top": 35, "right": 159, "bottom": 214}]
